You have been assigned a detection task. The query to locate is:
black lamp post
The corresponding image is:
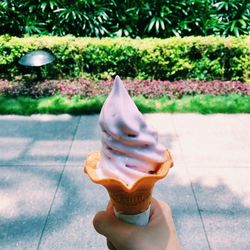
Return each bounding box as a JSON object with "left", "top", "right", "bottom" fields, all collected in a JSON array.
[{"left": 18, "top": 50, "right": 55, "bottom": 80}]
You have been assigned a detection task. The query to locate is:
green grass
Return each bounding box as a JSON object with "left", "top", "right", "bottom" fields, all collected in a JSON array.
[
  {"left": 135, "top": 95, "right": 250, "bottom": 114},
  {"left": 0, "top": 94, "right": 249, "bottom": 115}
]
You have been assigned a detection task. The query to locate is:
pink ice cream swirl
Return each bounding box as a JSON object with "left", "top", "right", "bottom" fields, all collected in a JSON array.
[{"left": 96, "top": 76, "right": 167, "bottom": 187}]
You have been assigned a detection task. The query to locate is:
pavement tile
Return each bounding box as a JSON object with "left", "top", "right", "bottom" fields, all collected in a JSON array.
[
  {"left": 39, "top": 167, "right": 209, "bottom": 250},
  {"left": 37, "top": 167, "right": 109, "bottom": 250},
  {"left": 0, "top": 115, "right": 80, "bottom": 166},
  {"left": 188, "top": 167, "right": 250, "bottom": 250},
  {"left": 1, "top": 114, "right": 249, "bottom": 250},
  {"left": 0, "top": 166, "right": 62, "bottom": 250},
  {"left": 66, "top": 115, "right": 101, "bottom": 166},
  {"left": 173, "top": 114, "right": 250, "bottom": 167},
  {"left": 154, "top": 168, "right": 210, "bottom": 250}
]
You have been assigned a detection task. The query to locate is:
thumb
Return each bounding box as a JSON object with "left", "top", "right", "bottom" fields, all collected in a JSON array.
[{"left": 93, "top": 206, "right": 137, "bottom": 245}]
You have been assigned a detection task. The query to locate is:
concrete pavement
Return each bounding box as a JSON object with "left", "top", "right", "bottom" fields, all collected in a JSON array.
[{"left": 0, "top": 114, "right": 249, "bottom": 250}]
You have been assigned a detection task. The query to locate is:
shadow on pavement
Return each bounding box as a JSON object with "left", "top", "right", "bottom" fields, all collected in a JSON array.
[{"left": 0, "top": 167, "right": 249, "bottom": 249}]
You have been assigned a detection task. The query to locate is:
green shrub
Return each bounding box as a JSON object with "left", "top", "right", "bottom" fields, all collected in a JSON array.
[{"left": 0, "top": 36, "right": 249, "bottom": 82}]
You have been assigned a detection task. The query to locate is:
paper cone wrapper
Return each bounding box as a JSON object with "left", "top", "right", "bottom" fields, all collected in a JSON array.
[{"left": 84, "top": 150, "right": 173, "bottom": 216}]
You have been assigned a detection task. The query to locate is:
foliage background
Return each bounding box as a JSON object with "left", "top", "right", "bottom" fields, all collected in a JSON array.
[
  {"left": 0, "top": 0, "right": 249, "bottom": 38},
  {"left": 0, "top": 36, "right": 249, "bottom": 82},
  {"left": 0, "top": 0, "right": 249, "bottom": 115}
]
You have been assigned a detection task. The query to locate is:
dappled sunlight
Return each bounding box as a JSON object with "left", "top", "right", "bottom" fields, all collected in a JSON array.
[
  {"left": 189, "top": 168, "right": 250, "bottom": 208},
  {"left": 31, "top": 114, "right": 72, "bottom": 122},
  {"left": 0, "top": 195, "right": 16, "bottom": 219},
  {"left": 145, "top": 115, "right": 180, "bottom": 154},
  {"left": 0, "top": 166, "right": 73, "bottom": 249},
  {"left": 155, "top": 169, "right": 250, "bottom": 249},
  {"left": 66, "top": 139, "right": 101, "bottom": 166},
  {"left": 68, "top": 140, "right": 101, "bottom": 156},
  {"left": 0, "top": 114, "right": 249, "bottom": 249},
  {"left": 0, "top": 168, "right": 62, "bottom": 220},
  {"left": 143, "top": 114, "right": 183, "bottom": 161},
  {"left": 0, "top": 114, "right": 72, "bottom": 122},
  {"left": 0, "top": 137, "right": 32, "bottom": 160},
  {"left": 0, "top": 165, "right": 249, "bottom": 249},
  {"left": 165, "top": 168, "right": 250, "bottom": 210},
  {"left": 144, "top": 114, "right": 174, "bottom": 134},
  {"left": 0, "top": 115, "right": 80, "bottom": 165},
  {"left": 28, "top": 140, "right": 72, "bottom": 156},
  {"left": 0, "top": 138, "right": 72, "bottom": 164},
  {"left": 167, "top": 168, "right": 191, "bottom": 187}
]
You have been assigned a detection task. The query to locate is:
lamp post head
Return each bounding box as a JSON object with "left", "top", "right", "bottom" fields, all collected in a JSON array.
[{"left": 18, "top": 50, "right": 55, "bottom": 67}]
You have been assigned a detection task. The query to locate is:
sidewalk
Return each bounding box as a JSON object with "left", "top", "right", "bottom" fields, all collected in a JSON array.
[{"left": 0, "top": 114, "right": 249, "bottom": 250}]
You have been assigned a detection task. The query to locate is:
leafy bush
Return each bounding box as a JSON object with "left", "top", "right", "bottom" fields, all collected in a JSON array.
[
  {"left": 1, "top": 78, "right": 249, "bottom": 99},
  {"left": 0, "top": 36, "right": 249, "bottom": 81},
  {"left": 0, "top": 0, "right": 249, "bottom": 38}
]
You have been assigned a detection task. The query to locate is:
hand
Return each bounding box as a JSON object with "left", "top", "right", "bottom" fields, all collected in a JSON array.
[{"left": 93, "top": 198, "right": 181, "bottom": 250}]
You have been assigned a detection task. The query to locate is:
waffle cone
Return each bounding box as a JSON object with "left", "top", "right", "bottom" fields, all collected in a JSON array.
[{"left": 84, "top": 150, "right": 173, "bottom": 215}]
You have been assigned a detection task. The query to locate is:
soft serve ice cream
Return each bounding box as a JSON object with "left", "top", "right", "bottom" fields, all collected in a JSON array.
[
  {"left": 96, "top": 76, "right": 167, "bottom": 187},
  {"left": 84, "top": 75, "right": 173, "bottom": 225}
]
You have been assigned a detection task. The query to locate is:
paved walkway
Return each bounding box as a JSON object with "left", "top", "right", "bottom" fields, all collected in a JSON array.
[{"left": 0, "top": 114, "right": 249, "bottom": 250}]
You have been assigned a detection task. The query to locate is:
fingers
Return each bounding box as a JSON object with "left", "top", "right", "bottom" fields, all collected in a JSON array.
[
  {"left": 93, "top": 199, "right": 180, "bottom": 250},
  {"left": 93, "top": 202, "right": 138, "bottom": 248},
  {"left": 149, "top": 198, "right": 172, "bottom": 224},
  {"left": 150, "top": 198, "right": 181, "bottom": 250},
  {"left": 93, "top": 210, "right": 135, "bottom": 238},
  {"left": 107, "top": 239, "right": 117, "bottom": 250},
  {"left": 106, "top": 200, "right": 113, "bottom": 213}
]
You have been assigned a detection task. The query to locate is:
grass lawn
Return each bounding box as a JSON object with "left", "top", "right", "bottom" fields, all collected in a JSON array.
[{"left": 0, "top": 94, "right": 249, "bottom": 115}]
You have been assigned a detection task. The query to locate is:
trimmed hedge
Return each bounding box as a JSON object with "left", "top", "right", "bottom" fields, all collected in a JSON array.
[{"left": 0, "top": 35, "right": 249, "bottom": 82}]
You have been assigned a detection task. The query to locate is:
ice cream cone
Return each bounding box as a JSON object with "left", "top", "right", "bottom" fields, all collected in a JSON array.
[{"left": 84, "top": 150, "right": 173, "bottom": 215}]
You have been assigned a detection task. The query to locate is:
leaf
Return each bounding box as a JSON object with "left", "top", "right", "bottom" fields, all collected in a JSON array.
[
  {"left": 155, "top": 19, "right": 160, "bottom": 33},
  {"left": 230, "top": 20, "right": 236, "bottom": 32},
  {"left": 233, "top": 27, "right": 239, "bottom": 37},
  {"left": 41, "top": 2, "right": 47, "bottom": 12},
  {"left": 239, "top": 19, "right": 246, "bottom": 28},
  {"left": 83, "top": 14, "right": 89, "bottom": 20},
  {"left": 29, "top": 5, "right": 35, "bottom": 12},
  {"left": 54, "top": 8, "right": 65, "bottom": 13},
  {"left": 76, "top": 12, "right": 83, "bottom": 21},
  {"left": 213, "top": 2, "right": 225, "bottom": 11},
  {"left": 95, "top": 27, "right": 99, "bottom": 36},
  {"left": 97, "top": 16, "right": 103, "bottom": 23},
  {"left": 50, "top": 1, "right": 55, "bottom": 10},
  {"left": 225, "top": 2, "right": 229, "bottom": 11},
  {"left": 172, "top": 29, "right": 180, "bottom": 37},
  {"left": 72, "top": 11, "right": 76, "bottom": 20},
  {"left": 182, "top": 9, "right": 188, "bottom": 15},
  {"left": 147, "top": 18, "right": 156, "bottom": 32},
  {"left": 116, "top": 29, "right": 123, "bottom": 37},
  {"left": 124, "top": 29, "right": 129, "bottom": 36},
  {"left": 160, "top": 19, "right": 165, "bottom": 30}
]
